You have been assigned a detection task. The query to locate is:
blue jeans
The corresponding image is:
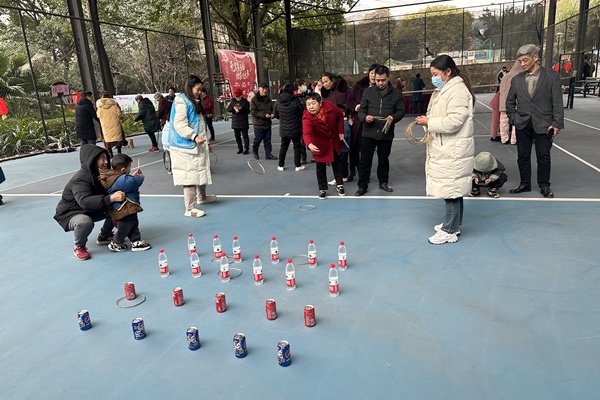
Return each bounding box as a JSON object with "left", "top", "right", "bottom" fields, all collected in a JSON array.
[
  {"left": 253, "top": 128, "right": 273, "bottom": 157},
  {"left": 442, "top": 197, "right": 463, "bottom": 233}
]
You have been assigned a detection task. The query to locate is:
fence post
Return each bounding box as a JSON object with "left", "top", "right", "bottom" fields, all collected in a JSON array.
[
  {"left": 461, "top": 9, "right": 465, "bottom": 66},
  {"left": 388, "top": 16, "right": 391, "bottom": 68},
  {"left": 18, "top": 10, "right": 48, "bottom": 145},
  {"left": 353, "top": 21, "right": 357, "bottom": 74},
  {"left": 144, "top": 30, "right": 156, "bottom": 91},
  {"left": 500, "top": 4, "right": 505, "bottom": 62},
  {"left": 182, "top": 37, "right": 190, "bottom": 77}
]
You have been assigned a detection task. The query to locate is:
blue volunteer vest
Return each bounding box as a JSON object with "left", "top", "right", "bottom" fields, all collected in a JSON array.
[{"left": 168, "top": 94, "right": 203, "bottom": 150}]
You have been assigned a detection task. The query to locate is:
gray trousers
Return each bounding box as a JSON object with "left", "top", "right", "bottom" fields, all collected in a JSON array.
[
  {"left": 67, "top": 214, "right": 113, "bottom": 248},
  {"left": 183, "top": 185, "right": 207, "bottom": 211}
]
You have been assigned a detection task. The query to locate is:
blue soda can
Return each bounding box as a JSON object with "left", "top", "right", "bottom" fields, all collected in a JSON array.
[
  {"left": 187, "top": 327, "right": 200, "bottom": 350},
  {"left": 233, "top": 333, "right": 247, "bottom": 358},
  {"left": 277, "top": 340, "right": 291, "bottom": 366},
  {"left": 132, "top": 318, "right": 146, "bottom": 340},
  {"left": 77, "top": 310, "right": 92, "bottom": 331}
]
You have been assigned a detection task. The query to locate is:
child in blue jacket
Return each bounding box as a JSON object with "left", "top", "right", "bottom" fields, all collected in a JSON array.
[{"left": 99, "top": 154, "right": 151, "bottom": 252}]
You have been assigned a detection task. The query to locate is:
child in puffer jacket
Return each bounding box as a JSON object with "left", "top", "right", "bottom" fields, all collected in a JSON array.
[{"left": 469, "top": 151, "right": 507, "bottom": 198}]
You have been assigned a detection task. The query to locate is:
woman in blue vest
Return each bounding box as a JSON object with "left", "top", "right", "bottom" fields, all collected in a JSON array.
[{"left": 169, "top": 75, "right": 217, "bottom": 217}]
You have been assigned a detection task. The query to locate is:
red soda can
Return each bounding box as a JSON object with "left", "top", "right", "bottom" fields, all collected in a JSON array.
[
  {"left": 173, "top": 287, "right": 184, "bottom": 306},
  {"left": 266, "top": 299, "right": 277, "bottom": 320},
  {"left": 124, "top": 282, "right": 136, "bottom": 300},
  {"left": 215, "top": 292, "right": 227, "bottom": 312},
  {"left": 304, "top": 305, "right": 316, "bottom": 327}
]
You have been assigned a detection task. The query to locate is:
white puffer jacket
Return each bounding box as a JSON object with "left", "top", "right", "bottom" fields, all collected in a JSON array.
[{"left": 425, "top": 76, "right": 474, "bottom": 199}]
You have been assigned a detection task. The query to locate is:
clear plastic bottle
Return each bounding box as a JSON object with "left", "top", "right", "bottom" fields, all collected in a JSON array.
[
  {"left": 187, "top": 233, "right": 196, "bottom": 255},
  {"left": 253, "top": 255, "right": 263, "bottom": 285},
  {"left": 338, "top": 241, "right": 347, "bottom": 271},
  {"left": 329, "top": 263, "right": 339, "bottom": 297},
  {"left": 220, "top": 254, "right": 230, "bottom": 282},
  {"left": 307, "top": 240, "right": 317, "bottom": 268},
  {"left": 158, "top": 249, "right": 169, "bottom": 277},
  {"left": 213, "top": 235, "right": 222, "bottom": 258},
  {"left": 270, "top": 236, "right": 280, "bottom": 264},
  {"left": 190, "top": 249, "right": 201, "bottom": 278},
  {"left": 285, "top": 259, "right": 296, "bottom": 291},
  {"left": 232, "top": 236, "right": 242, "bottom": 263}
]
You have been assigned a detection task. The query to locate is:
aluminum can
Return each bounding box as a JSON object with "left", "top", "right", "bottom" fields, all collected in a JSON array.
[
  {"left": 266, "top": 299, "right": 277, "bottom": 320},
  {"left": 215, "top": 292, "right": 227, "bottom": 312},
  {"left": 132, "top": 318, "right": 146, "bottom": 340},
  {"left": 124, "top": 282, "right": 136, "bottom": 300},
  {"left": 173, "top": 287, "right": 184, "bottom": 306},
  {"left": 187, "top": 327, "right": 200, "bottom": 350},
  {"left": 304, "top": 305, "right": 316, "bottom": 327},
  {"left": 77, "top": 310, "right": 92, "bottom": 331},
  {"left": 233, "top": 333, "right": 247, "bottom": 358},
  {"left": 277, "top": 340, "right": 291, "bottom": 366}
]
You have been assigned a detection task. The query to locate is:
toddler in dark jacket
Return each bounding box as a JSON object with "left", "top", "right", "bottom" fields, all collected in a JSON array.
[
  {"left": 470, "top": 152, "right": 507, "bottom": 198},
  {"left": 99, "top": 154, "right": 151, "bottom": 252}
]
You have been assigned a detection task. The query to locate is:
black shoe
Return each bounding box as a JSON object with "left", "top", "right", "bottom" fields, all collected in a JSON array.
[
  {"left": 237, "top": 149, "right": 243, "bottom": 154},
  {"left": 379, "top": 183, "right": 393, "bottom": 192},
  {"left": 355, "top": 187, "right": 367, "bottom": 196},
  {"left": 540, "top": 187, "right": 554, "bottom": 198},
  {"left": 243, "top": 149, "right": 249, "bottom": 155},
  {"left": 318, "top": 190, "right": 327, "bottom": 200},
  {"left": 490, "top": 136, "right": 501, "bottom": 142},
  {"left": 266, "top": 154, "right": 278, "bottom": 160},
  {"left": 253, "top": 153, "right": 259, "bottom": 160},
  {"left": 509, "top": 184, "right": 532, "bottom": 194},
  {"left": 469, "top": 187, "right": 480, "bottom": 197},
  {"left": 346, "top": 175, "right": 354, "bottom": 182},
  {"left": 336, "top": 185, "right": 346, "bottom": 196}
]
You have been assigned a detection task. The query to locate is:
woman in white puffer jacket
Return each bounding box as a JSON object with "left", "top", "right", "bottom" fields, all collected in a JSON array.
[{"left": 415, "top": 55, "right": 475, "bottom": 245}]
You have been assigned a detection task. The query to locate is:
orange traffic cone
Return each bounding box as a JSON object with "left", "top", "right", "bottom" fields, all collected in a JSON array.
[{"left": 128, "top": 139, "right": 134, "bottom": 148}]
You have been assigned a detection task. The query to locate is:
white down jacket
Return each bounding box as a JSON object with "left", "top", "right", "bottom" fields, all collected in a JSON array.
[
  {"left": 170, "top": 96, "right": 212, "bottom": 186},
  {"left": 425, "top": 76, "right": 474, "bottom": 199}
]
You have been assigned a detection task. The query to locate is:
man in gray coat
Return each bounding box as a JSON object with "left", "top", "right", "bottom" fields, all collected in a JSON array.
[{"left": 506, "top": 44, "right": 564, "bottom": 198}]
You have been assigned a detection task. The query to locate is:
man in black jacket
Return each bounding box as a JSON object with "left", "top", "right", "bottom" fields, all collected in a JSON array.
[
  {"left": 250, "top": 83, "right": 277, "bottom": 160},
  {"left": 274, "top": 85, "right": 305, "bottom": 171},
  {"left": 355, "top": 65, "right": 405, "bottom": 196},
  {"left": 134, "top": 95, "right": 161, "bottom": 152},
  {"left": 54, "top": 145, "right": 125, "bottom": 260},
  {"left": 75, "top": 92, "right": 99, "bottom": 145},
  {"left": 506, "top": 44, "right": 564, "bottom": 198},
  {"left": 228, "top": 88, "right": 251, "bottom": 154}
]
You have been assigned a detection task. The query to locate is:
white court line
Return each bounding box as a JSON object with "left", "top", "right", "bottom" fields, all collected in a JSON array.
[
  {"left": 4, "top": 193, "right": 600, "bottom": 202},
  {"left": 564, "top": 118, "right": 600, "bottom": 132}
]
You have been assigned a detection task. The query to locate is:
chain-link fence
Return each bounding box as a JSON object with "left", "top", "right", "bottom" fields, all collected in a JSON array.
[{"left": 294, "top": 1, "right": 545, "bottom": 77}]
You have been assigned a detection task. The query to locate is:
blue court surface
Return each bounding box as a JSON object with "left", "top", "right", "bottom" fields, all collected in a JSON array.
[{"left": 1, "top": 93, "right": 600, "bottom": 399}]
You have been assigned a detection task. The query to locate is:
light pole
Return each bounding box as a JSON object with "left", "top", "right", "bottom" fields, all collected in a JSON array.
[{"left": 556, "top": 32, "right": 564, "bottom": 65}]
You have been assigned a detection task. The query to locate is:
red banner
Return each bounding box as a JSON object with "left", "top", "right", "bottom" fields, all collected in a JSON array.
[{"left": 217, "top": 50, "right": 258, "bottom": 98}]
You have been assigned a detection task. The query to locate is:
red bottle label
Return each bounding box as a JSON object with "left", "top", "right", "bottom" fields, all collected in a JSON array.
[
  {"left": 286, "top": 278, "right": 295, "bottom": 287},
  {"left": 329, "top": 284, "right": 339, "bottom": 293},
  {"left": 254, "top": 273, "right": 263, "bottom": 281},
  {"left": 221, "top": 270, "right": 230, "bottom": 279}
]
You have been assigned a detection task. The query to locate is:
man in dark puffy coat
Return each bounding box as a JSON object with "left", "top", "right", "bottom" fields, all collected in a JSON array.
[
  {"left": 274, "top": 85, "right": 305, "bottom": 171},
  {"left": 356, "top": 65, "right": 405, "bottom": 196},
  {"left": 134, "top": 95, "right": 161, "bottom": 152},
  {"left": 250, "top": 83, "right": 277, "bottom": 160},
  {"left": 227, "top": 88, "right": 250, "bottom": 154},
  {"left": 75, "top": 91, "right": 99, "bottom": 145},
  {"left": 54, "top": 145, "right": 125, "bottom": 260}
]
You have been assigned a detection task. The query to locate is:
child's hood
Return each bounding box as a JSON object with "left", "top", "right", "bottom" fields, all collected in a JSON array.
[
  {"left": 98, "top": 168, "right": 124, "bottom": 190},
  {"left": 473, "top": 152, "right": 498, "bottom": 173}
]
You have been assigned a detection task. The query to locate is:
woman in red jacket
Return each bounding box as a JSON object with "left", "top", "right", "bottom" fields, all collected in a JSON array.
[
  {"left": 201, "top": 88, "right": 216, "bottom": 141},
  {"left": 302, "top": 92, "right": 346, "bottom": 200}
]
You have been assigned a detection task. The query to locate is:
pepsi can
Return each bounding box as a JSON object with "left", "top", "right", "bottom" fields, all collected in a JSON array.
[
  {"left": 233, "top": 333, "right": 247, "bottom": 358},
  {"left": 77, "top": 310, "right": 92, "bottom": 331},
  {"left": 277, "top": 340, "right": 291, "bottom": 366},
  {"left": 187, "top": 327, "right": 200, "bottom": 350},
  {"left": 132, "top": 318, "right": 146, "bottom": 340}
]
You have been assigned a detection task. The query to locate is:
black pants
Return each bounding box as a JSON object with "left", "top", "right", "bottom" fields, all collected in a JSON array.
[
  {"left": 411, "top": 101, "right": 423, "bottom": 114},
  {"left": 234, "top": 129, "right": 249, "bottom": 151},
  {"left": 472, "top": 173, "right": 508, "bottom": 189},
  {"left": 340, "top": 151, "right": 349, "bottom": 178},
  {"left": 300, "top": 137, "right": 307, "bottom": 162},
  {"left": 80, "top": 138, "right": 96, "bottom": 145},
  {"left": 206, "top": 117, "right": 215, "bottom": 140},
  {"left": 516, "top": 121, "right": 552, "bottom": 188},
  {"left": 316, "top": 150, "right": 343, "bottom": 190},
  {"left": 278, "top": 136, "right": 302, "bottom": 168},
  {"left": 357, "top": 137, "right": 393, "bottom": 189},
  {"left": 114, "top": 214, "right": 141, "bottom": 245},
  {"left": 146, "top": 131, "right": 158, "bottom": 148},
  {"left": 349, "top": 133, "right": 361, "bottom": 177}
]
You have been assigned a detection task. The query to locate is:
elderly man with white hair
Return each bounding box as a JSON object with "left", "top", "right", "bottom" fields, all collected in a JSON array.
[{"left": 506, "top": 44, "right": 564, "bottom": 198}]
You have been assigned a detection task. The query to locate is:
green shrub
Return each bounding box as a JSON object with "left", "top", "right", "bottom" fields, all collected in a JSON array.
[{"left": 0, "top": 119, "right": 59, "bottom": 157}]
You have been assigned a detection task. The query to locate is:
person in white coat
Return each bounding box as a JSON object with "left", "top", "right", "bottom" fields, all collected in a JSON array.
[
  {"left": 168, "top": 75, "right": 217, "bottom": 217},
  {"left": 415, "top": 55, "right": 475, "bottom": 244}
]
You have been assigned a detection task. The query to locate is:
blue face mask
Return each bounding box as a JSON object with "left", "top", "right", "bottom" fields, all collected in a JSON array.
[{"left": 432, "top": 75, "right": 446, "bottom": 88}]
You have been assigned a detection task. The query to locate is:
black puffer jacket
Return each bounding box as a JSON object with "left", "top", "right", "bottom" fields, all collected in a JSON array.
[
  {"left": 250, "top": 94, "right": 273, "bottom": 130},
  {"left": 134, "top": 98, "right": 161, "bottom": 133},
  {"left": 274, "top": 90, "right": 304, "bottom": 138},
  {"left": 75, "top": 97, "right": 99, "bottom": 140},
  {"left": 54, "top": 145, "right": 112, "bottom": 231},
  {"left": 227, "top": 97, "right": 250, "bottom": 130}
]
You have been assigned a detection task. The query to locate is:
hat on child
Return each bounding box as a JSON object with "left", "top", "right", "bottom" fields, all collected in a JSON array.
[
  {"left": 233, "top": 89, "right": 243, "bottom": 97},
  {"left": 473, "top": 152, "right": 498, "bottom": 173}
]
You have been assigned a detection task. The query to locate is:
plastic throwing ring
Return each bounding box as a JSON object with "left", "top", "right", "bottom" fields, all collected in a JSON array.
[
  {"left": 406, "top": 121, "right": 433, "bottom": 145},
  {"left": 247, "top": 159, "right": 266, "bottom": 175},
  {"left": 215, "top": 267, "right": 242, "bottom": 279},
  {"left": 116, "top": 293, "right": 146, "bottom": 308},
  {"left": 291, "top": 254, "right": 309, "bottom": 265},
  {"left": 211, "top": 254, "right": 235, "bottom": 265},
  {"left": 210, "top": 151, "right": 218, "bottom": 165},
  {"left": 299, "top": 204, "right": 316, "bottom": 211}
]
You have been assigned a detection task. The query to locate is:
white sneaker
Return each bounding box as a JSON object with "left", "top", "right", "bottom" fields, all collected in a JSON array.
[
  {"left": 197, "top": 195, "right": 217, "bottom": 204},
  {"left": 277, "top": 166, "right": 284, "bottom": 171},
  {"left": 328, "top": 179, "right": 336, "bottom": 186},
  {"left": 295, "top": 165, "right": 305, "bottom": 172},
  {"left": 184, "top": 208, "right": 206, "bottom": 218},
  {"left": 428, "top": 230, "right": 458, "bottom": 245},
  {"left": 434, "top": 223, "right": 461, "bottom": 236}
]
